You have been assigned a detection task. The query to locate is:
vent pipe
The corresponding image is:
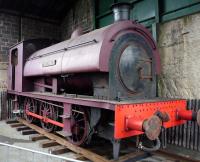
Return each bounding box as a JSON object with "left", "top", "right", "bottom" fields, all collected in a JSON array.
[{"left": 111, "top": 2, "right": 131, "bottom": 22}]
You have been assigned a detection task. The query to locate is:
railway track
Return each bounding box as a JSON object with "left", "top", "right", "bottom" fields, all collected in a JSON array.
[{"left": 5, "top": 118, "right": 200, "bottom": 162}]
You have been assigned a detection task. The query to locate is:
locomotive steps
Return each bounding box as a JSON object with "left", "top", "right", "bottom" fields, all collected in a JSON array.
[{"left": 5, "top": 118, "right": 199, "bottom": 162}]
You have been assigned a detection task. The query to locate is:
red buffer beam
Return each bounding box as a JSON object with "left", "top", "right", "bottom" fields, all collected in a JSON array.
[{"left": 114, "top": 100, "right": 200, "bottom": 140}]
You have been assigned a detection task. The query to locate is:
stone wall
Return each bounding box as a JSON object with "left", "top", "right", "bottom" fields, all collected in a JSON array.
[
  {"left": 158, "top": 12, "right": 200, "bottom": 99},
  {"left": 61, "top": 0, "right": 94, "bottom": 40}
]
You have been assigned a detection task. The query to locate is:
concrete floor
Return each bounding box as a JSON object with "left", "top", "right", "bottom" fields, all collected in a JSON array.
[
  {"left": 165, "top": 144, "right": 200, "bottom": 160},
  {"left": 0, "top": 121, "right": 81, "bottom": 162}
]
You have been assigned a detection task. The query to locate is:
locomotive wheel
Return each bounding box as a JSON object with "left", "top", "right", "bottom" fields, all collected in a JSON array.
[
  {"left": 39, "top": 102, "right": 58, "bottom": 132},
  {"left": 24, "top": 98, "right": 37, "bottom": 123},
  {"left": 67, "top": 106, "right": 89, "bottom": 146}
]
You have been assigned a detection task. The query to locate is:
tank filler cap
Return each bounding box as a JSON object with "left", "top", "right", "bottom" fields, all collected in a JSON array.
[
  {"left": 111, "top": 2, "right": 131, "bottom": 22},
  {"left": 71, "top": 27, "right": 83, "bottom": 39}
]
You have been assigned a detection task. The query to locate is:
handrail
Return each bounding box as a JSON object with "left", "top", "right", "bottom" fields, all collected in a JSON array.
[{"left": 27, "top": 39, "right": 98, "bottom": 61}]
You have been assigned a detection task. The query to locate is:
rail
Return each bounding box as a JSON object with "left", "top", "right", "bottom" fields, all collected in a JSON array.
[{"left": 0, "top": 142, "right": 85, "bottom": 162}]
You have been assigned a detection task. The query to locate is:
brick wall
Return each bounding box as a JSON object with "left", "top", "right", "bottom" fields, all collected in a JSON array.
[
  {"left": 0, "top": 14, "right": 61, "bottom": 90},
  {"left": 61, "top": 0, "right": 94, "bottom": 40},
  {"left": 21, "top": 18, "right": 60, "bottom": 41},
  {"left": 0, "top": 0, "right": 93, "bottom": 119},
  {"left": 0, "top": 13, "right": 19, "bottom": 91},
  {"left": 0, "top": 0, "right": 94, "bottom": 63},
  {"left": 0, "top": 0, "right": 94, "bottom": 90},
  {"left": 158, "top": 12, "right": 200, "bottom": 99},
  {"left": 0, "top": 14, "right": 61, "bottom": 63},
  {"left": 0, "top": 13, "right": 19, "bottom": 62}
]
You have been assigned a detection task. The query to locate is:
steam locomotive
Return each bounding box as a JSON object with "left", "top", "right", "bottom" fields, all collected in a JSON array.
[{"left": 7, "top": 3, "right": 200, "bottom": 159}]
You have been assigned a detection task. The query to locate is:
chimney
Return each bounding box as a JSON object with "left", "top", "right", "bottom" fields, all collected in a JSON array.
[{"left": 111, "top": 2, "right": 131, "bottom": 22}]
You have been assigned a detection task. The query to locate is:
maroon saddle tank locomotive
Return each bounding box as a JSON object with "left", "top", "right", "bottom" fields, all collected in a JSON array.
[{"left": 7, "top": 3, "right": 200, "bottom": 159}]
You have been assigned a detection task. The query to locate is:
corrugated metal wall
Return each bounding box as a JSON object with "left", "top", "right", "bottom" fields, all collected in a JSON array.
[
  {"left": 0, "top": 91, "right": 14, "bottom": 120},
  {"left": 0, "top": 91, "right": 7, "bottom": 120},
  {"left": 167, "top": 100, "right": 200, "bottom": 151},
  {"left": 94, "top": 0, "right": 200, "bottom": 29}
]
